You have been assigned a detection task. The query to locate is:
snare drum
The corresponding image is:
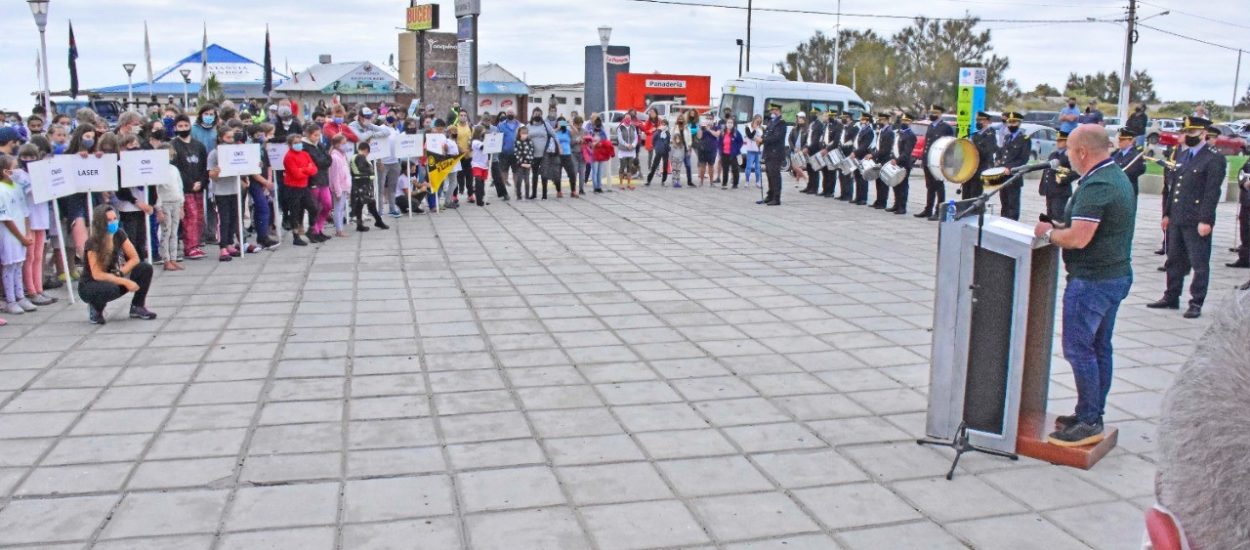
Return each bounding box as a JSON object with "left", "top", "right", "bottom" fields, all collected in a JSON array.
[
  {"left": 879, "top": 163, "right": 906, "bottom": 187},
  {"left": 860, "top": 159, "right": 881, "bottom": 181}
]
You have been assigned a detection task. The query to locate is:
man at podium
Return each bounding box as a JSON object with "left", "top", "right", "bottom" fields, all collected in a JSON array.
[{"left": 1032, "top": 124, "right": 1137, "bottom": 447}]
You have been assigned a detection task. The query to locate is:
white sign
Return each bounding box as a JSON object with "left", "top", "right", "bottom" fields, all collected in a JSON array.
[
  {"left": 27, "top": 158, "right": 76, "bottom": 203},
  {"left": 367, "top": 136, "right": 392, "bottom": 162},
  {"left": 483, "top": 132, "right": 503, "bottom": 154},
  {"left": 217, "top": 144, "right": 262, "bottom": 177},
  {"left": 119, "top": 149, "right": 168, "bottom": 188},
  {"left": 606, "top": 54, "right": 630, "bottom": 65},
  {"left": 394, "top": 134, "right": 425, "bottom": 158},
  {"left": 426, "top": 133, "right": 448, "bottom": 154},
  {"left": 457, "top": 42, "right": 472, "bottom": 88},
  {"left": 959, "top": 67, "right": 987, "bottom": 87},
  {"left": 72, "top": 154, "right": 120, "bottom": 193},
  {"left": 266, "top": 143, "right": 289, "bottom": 171},
  {"left": 454, "top": 0, "right": 481, "bottom": 16},
  {"left": 645, "top": 79, "right": 686, "bottom": 89}
]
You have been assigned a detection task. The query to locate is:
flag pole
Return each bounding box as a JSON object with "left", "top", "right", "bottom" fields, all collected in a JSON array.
[{"left": 237, "top": 176, "right": 245, "bottom": 258}]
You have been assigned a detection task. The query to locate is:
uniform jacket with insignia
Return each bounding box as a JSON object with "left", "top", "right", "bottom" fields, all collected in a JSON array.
[
  {"left": 996, "top": 128, "right": 1031, "bottom": 169},
  {"left": 854, "top": 124, "right": 874, "bottom": 159},
  {"left": 875, "top": 125, "right": 895, "bottom": 163},
  {"left": 1038, "top": 148, "right": 1075, "bottom": 198},
  {"left": 895, "top": 127, "right": 917, "bottom": 170},
  {"left": 1163, "top": 144, "right": 1225, "bottom": 227},
  {"left": 972, "top": 126, "right": 999, "bottom": 173}
]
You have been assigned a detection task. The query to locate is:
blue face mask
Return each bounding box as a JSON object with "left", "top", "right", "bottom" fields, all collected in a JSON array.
[
  {"left": 332, "top": 117, "right": 344, "bottom": 124},
  {"left": 82, "top": 139, "right": 95, "bottom": 149},
  {"left": 292, "top": 143, "right": 304, "bottom": 152},
  {"left": 202, "top": 115, "right": 216, "bottom": 125},
  {"left": 106, "top": 220, "right": 120, "bottom": 235},
  {"left": 53, "top": 143, "right": 67, "bottom": 154}
]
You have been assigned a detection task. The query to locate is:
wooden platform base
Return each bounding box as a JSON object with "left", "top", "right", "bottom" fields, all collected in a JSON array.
[{"left": 1015, "top": 414, "right": 1118, "bottom": 470}]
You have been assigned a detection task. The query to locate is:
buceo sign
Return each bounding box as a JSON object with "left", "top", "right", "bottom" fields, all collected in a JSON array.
[
  {"left": 406, "top": 4, "right": 439, "bottom": 31},
  {"left": 645, "top": 79, "right": 686, "bottom": 89}
]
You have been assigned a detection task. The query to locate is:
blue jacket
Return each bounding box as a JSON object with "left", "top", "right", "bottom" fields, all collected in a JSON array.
[
  {"left": 499, "top": 118, "right": 521, "bottom": 153},
  {"left": 191, "top": 123, "right": 218, "bottom": 155},
  {"left": 554, "top": 129, "right": 573, "bottom": 156},
  {"left": 718, "top": 127, "right": 744, "bottom": 157}
]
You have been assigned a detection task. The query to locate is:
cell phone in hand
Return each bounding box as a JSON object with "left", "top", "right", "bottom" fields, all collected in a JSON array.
[{"left": 1039, "top": 213, "right": 1053, "bottom": 224}]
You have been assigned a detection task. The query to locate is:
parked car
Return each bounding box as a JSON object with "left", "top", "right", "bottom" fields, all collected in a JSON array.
[
  {"left": 1022, "top": 123, "right": 1058, "bottom": 161},
  {"left": 1208, "top": 124, "right": 1248, "bottom": 155},
  {"left": 1022, "top": 111, "right": 1060, "bottom": 129},
  {"left": 595, "top": 110, "right": 629, "bottom": 137},
  {"left": 1146, "top": 118, "right": 1183, "bottom": 145}
]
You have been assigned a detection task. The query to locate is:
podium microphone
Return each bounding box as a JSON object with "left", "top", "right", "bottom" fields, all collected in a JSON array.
[{"left": 981, "top": 158, "right": 1059, "bottom": 178}]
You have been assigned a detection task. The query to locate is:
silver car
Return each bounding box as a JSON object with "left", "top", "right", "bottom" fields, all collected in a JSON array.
[{"left": 1020, "top": 123, "right": 1058, "bottom": 161}]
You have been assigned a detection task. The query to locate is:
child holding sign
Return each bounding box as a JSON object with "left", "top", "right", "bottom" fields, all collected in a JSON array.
[
  {"left": 17, "top": 145, "right": 55, "bottom": 306},
  {"left": 0, "top": 156, "right": 37, "bottom": 316},
  {"left": 207, "top": 130, "right": 244, "bottom": 261}
]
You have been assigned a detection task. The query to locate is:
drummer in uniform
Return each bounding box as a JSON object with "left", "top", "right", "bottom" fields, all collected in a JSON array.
[
  {"left": 995, "top": 111, "right": 1031, "bottom": 220},
  {"left": 837, "top": 111, "right": 857, "bottom": 201},
  {"left": 852, "top": 112, "right": 875, "bottom": 205},
  {"left": 1147, "top": 116, "right": 1225, "bottom": 319},
  {"left": 801, "top": 109, "right": 825, "bottom": 194},
  {"left": 1111, "top": 128, "right": 1146, "bottom": 195},
  {"left": 888, "top": 112, "right": 918, "bottom": 215},
  {"left": 819, "top": 109, "right": 842, "bottom": 197},
  {"left": 916, "top": 104, "right": 954, "bottom": 220},
  {"left": 871, "top": 112, "right": 895, "bottom": 209},
  {"left": 1038, "top": 130, "right": 1075, "bottom": 220},
  {"left": 967, "top": 110, "right": 999, "bottom": 199}
]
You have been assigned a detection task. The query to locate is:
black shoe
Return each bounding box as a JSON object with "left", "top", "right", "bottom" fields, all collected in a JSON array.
[
  {"left": 88, "top": 306, "right": 106, "bottom": 325},
  {"left": 852, "top": 200, "right": 867, "bottom": 206},
  {"left": 501, "top": 196, "right": 510, "bottom": 202},
  {"left": 374, "top": 221, "right": 389, "bottom": 230},
  {"left": 44, "top": 278, "right": 64, "bottom": 289},
  {"left": 884, "top": 206, "right": 897, "bottom": 212},
  {"left": 894, "top": 209, "right": 908, "bottom": 215},
  {"left": 129, "top": 305, "right": 158, "bottom": 320},
  {"left": 1054, "top": 414, "right": 1079, "bottom": 430},
  {"left": 593, "top": 189, "right": 603, "bottom": 194},
  {"left": 356, "top": 225, "right": 370, "bottom": 232},
  {"left": 1183, "top": 305, "right": 1202, "bottom": 319},
  {"left": 308, "top": 234, "right": 325, "bottom": 243},
  {"left": 914, "top": 211, "right": 932, "bottom": 218},
  {"left": 755, "top": 200, "right": 766, "bottom": 205},
  {"left": 1154, "top": 248, "right": 1165, "bottom": 255},
  {"left": 293, "top": 236, "right": 308, "bottom": 246},
  {"left": 1146, "top": 299, "right": 1179, "bottom": 309},
  {"left": 1048, "top": 421, "right": 1104, "bottom": 447},
  {"left": 871, "top": 203, "right": 887, "bottom": 209},
  {"left": 645, "top": 181, "right": 652, "bottom": 186},
  {"left": 837, "top": 195, "right": 853, "bottom": 201},
  {"left": 926, "top": 214, "right": 940, "bottom": 221},
  {"left": 801, "top": 190, "right": 814, "bottom": 194},
  {"left": 478, "top": 201, "right": 490, "bottom": 206},
  {"left": 1226, "top": 260, "right": 1250, "bottom": 268},
  {"left": 765, "top": 200, "right": 780, "bottom": 206},
  {"left": 261, "top": 239, "right": 281, "bottom": 251}
]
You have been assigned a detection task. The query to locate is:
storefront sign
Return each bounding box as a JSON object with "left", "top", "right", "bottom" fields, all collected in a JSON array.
[
  {"left": 645, "top": 79, "right": 686, "bottom": 89},
  {"left": 454, "top": 0, "right": 481, "bottom": 16},
  {"left": 606, "top": 55, "right": 631, "bottom": 65},
  {"left": 406, "top": 4, "right": 439, "bottom": 31}
]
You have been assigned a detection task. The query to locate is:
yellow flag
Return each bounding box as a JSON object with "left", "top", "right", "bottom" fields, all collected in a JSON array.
[{"left": 427, "top": 154, "right": 463, "bottom": 194}]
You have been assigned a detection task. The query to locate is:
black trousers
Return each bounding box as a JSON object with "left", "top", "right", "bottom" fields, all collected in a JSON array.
[
  {"left": 1165, "top": 224, "right": 1213, "bottom": 307},
  {"left": 552, "top": 155, "right": 577, "bottom": 193},
  {"left": 722, "top": 157, "right": 740, "bottom": 187},
  {"left": 764, "top": 156, "right": 783, "bottom": 203},
  {"left": 804, "top": 167, "right": 820, "bottom": 193},
  {"left": 837, "top": 170, "right": 854, "bottom": 199},
  {"left": 1237, "top": 202, "right": 1250, "bottom": 263},
  {"left": 216, "top": 194, "right": 238, "bottom": 248},
  {"left": 1000, "top": 186, "right": 1021, "bottom": 220},
  {"left": 872, "top": 178, "right": 889, "bottom": 206},
  {"left": 820, "top": 168, "right": 837, "bottom": 196},
  {"left": 922, "top": 166, "right": 946, "bottom": 213},
  {"left": 852, "top": 169, "right": 869, "bottom": 203},
  {"left": 890, "top": 167, "right": 912, "bottom": 210},
  {"left": 647, "top": 152, "right": 670, "bottom": 184},
  {"left": 287, "top": 187, "right": 319, "bottom": 235},
  {"left": 119, "top": 211, "right": 148, "bottom": 260},
  {"left": 960, "top": 176, "right": 985, "bottom": 201},
  {"left": 1044, "top": 194, "right": 1070, "bottom": 221},
  {"left": 79, "top": 262, "right": 152, "bottom": 311}
]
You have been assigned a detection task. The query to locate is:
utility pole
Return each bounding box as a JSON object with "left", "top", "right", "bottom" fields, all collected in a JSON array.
[
  {"left": 745, "top": 0, "right": 752, "bottom": 72},
  {"left": 1232, "top": 50, "right": 1243, "bottom": 119},
  {"left": 832, "top": 0, "right": 841, "bottom": 85},
  {"left": 1117, "top": 0, "right": 1136, "bottom": 121}
]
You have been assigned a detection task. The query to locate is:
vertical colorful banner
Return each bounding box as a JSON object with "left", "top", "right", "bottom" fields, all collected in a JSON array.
[{"left": 957, "top": 67, "right": 987, "bottom": 138}]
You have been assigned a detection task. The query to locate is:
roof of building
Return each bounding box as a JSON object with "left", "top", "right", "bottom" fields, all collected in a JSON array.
[{"left": 92, "top": 44, "right": 288, "bottom": 95}]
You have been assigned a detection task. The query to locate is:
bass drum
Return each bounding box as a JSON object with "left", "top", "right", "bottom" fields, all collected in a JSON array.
[
  {"left": 879, "top": 162, "right": 907, "bottom": 187},
  {"left": 925, "top": 136, "right": 980, "bottom": 184}
]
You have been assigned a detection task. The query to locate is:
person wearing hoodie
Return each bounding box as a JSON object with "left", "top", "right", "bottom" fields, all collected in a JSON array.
[
  {"left": 349, "top": 107, "right": 400, "bottom": 217},
  {"left": 526, "top": 109, "right": 554, "bottom": 198},
  {"left": 645, "top": 118, "right": 673, "bottom": 187},
  {"left": 171, "top": 115, "right": 209, "bottom": 260},
  {"left": 191, "top": 105, "right": 220, "bottom": 246},
  {"left": 328, "top": 134, "right": 353, "bottom": 237},
  {"left": 281, "top": 133, "right": 319, "bottom": 247},
  {"left": 302, "top": 126, "right": 334, "bottom": 243},
  {"left": 322, "top": 104, "right": 359, "bottom": 144}
]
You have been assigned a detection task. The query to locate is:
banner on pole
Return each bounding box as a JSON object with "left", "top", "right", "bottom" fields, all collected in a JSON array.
[
  {"left": 27, "top": 159, "right": 76, "bottom": 203},
  {"left": 217, "top": 144, "right": 262, "bottom": 177},
  {"left": 957, "top": 67, "right": 987, "bottom": 139},
  {"left": 394, "top": 134, "right": 424, "bottom": 158},
  {"left": 119, "top": 149, "right": 168, "bottom": 188},
  {"left": 367, "top": 136, "right": 391, "bottom": 162},
  {"left": 427, "top": 154, "right": 463, "bottom": 194},
  {"left": 72, "top": 154, "right": 120, "bottom": 192},
  {"left": 266, "top": 143, "right": 289, "bottom": 171}
]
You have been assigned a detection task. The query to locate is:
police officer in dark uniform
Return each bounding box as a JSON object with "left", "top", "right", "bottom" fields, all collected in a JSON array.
[
  {"left": 1038, "top": 130, "right": 1075, "bottom": 220},
  {"left": 801, "top": 109, "right": 824, "bottom": 194},
  {"left": 1231, "top": 161, "right": 1250, "bottom": 268},
  {"left": 871, "top": 112, "right": 895, "bottom": 209},
  {"left": 995, "top": 111, "right": 1031, "bottom": 220},
  {"left": 888, "top": 112, "right": 917, "bottom": 215},
  {"left": 916, "top": 105, "right": 954, "bottom": 220},
  {"left": 1111, "top": 127, "right": 1146, "bottom": 195},
  {"left": 819, "top": 109, "right": 841, "bottom": 197},
  {"left": 852, "top": 112, "right": 874, "bottom": 205},
  {"left": 1148, "top": 116, "right": 1226, "bottom": 319},
  {"left": 1153, "top": 142, "right": 1183, "bottom": 257},
  {"left": 837, "top": 111, "right": 857, "bottom": 200},
  {"left": 759, "top": 103, "right": 786, "bottom": 206},
  {"left": 966, "top": 111, "right": 999, "bottom": 199}
]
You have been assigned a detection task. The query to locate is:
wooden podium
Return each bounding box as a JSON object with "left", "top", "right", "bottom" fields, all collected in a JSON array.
[{"left": 924, "top": 210, "right": 1116, "bottom": 471}]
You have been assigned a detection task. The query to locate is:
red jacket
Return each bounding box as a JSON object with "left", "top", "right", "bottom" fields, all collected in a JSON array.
[
  {"left": 283, "top": 148, "right": 317, "bottom": 188},
  {"left": 641, "top": 120, "right": 656, "bottom": 151},
  {"left": 322, "top": 121, "right": 359, "bottom": 143}
]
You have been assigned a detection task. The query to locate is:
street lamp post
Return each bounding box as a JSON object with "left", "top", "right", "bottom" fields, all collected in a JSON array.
[
  {"left": 28, "top": 0, "right": 52, "bottom": 119},
  {"left": 598, "top": 26, "right": 611, "bottom": 118},
  {"left": 180, "top": 69, "right": 192, "bottom": 109},
  {"left": 123, "top": 63, "right": 137, "bottom": 111},
  {"left": 736, "top": 39, "right": 744, "bottom": 78}
]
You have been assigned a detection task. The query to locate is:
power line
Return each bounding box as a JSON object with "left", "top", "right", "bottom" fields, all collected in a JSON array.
[
  {"left": 1136, "top": 22, "right": 1245, "bottom": 53},
  {"left": 1137, "top": 1, "right": 1250, "bottom": 31},
  {"left": 619, "top": 0, "right": 1123, "bottom": 24},
  {"left": 938, "top": 0, "right": 1122, "bottom": 9}
]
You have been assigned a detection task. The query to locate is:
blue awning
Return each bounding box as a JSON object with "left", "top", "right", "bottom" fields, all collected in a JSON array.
[{"left": 478, "top": 81, "right": 530, "bottom": 95}]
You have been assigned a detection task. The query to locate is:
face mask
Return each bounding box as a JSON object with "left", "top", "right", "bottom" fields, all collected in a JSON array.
[
  {"left": 163, "top": 116, "right": 174, "bottom": 126},
  {"left": 53, "top": 143, "right": 67, "bottom": 154},
  {"left": 332, "top": 117, "right": 344, "bottom": 124},
  {"left": 1068, "top": 102, "right": 1076, "bottom": 108},
  {"left": 975, "top": 122, "right": 985, "bottom": 131},
  {"left": 202, "top": 115, "right": 216, "bottom": 125},
  {"left": 233, "top": 131, "right": 246, "bottom": 143},
  {"left": 1007, "top": 124, "right": 1020, "bottom": 132},
  {"left": 928, "top": 114, "right": 939, "bottom": 122},
  {"left": 82, "top": 139, "right": 95, "bottom": 149},
  {"left": 106, "top": 220, "right": 120, "bottom": 235},
  {"left": 151, "top": 128, "right": 167, "bottom": 140},
  {"left": 175, "top": 129, "right": 191, "bottom": 139},
  {"left": 292, "top": 143, "right": 304, "bottom": 152},
  {"left": 386, "top": 116, "right": 396, "bottom": 124},
  {"left": 532, "top": 118, "right": 541, "bottom": 124},
  {"left": 507, "top": 114, "right": 515, "bottom": 121},
  {"left": 1184, "top": 135, "right": 1202, "bottom": 147}
]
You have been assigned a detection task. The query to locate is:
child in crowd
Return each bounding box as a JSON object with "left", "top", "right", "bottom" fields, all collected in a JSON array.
[
  {"left": 206, "top": 129, "right": 244, "bottom": 261},
  {"left": 0, "top": 155, "right": 36, "bottom": 316},
  {"left": 16, "top": 145, "right": 55, "bottom": 305},
  {"left": 470, "top": 127, "right": 489, "bottom": 206},
  {"left": 514, "top": 126, "right": 534, "bottom": 200},
  {"left": 349, "top": 142, "right": 388, "bottom": 232},
  {"left": 328, "top": 134, "right": 352, "bottom": 238},
  {"left": 247, "top": 123, "right": 279, "bottom": 250},
  {"left": 155, "top": 144, "right": 185, "bottom": 271}
]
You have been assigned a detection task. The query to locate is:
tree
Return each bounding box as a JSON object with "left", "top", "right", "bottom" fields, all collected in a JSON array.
[
  {"left": 890, "top": 16, "right": 1013, "bottom": 113},
  {"left": 198, "top": 74, "right": 225, "bottom": 105},
  {"left": 1030, "top": 83, "right": 1061, "bottom": 97},
  {"left": 1064, "top": 70, "right": 1158, "bottom": 103},
  {"left": 1238, "top": 82, "right": 1250, "bottom": 110},
  {"left": 1130, "top": 70, "right": 1159, "bottom": 103},
  {"left": 775, "top": 29, "right": 894, "bottom": 105}
]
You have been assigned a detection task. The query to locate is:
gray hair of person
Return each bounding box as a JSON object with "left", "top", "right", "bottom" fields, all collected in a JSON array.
[
  {"left": 117, "top": 111, "right": 144, "bottom": 128},
  {"left": 1155, "top": 289, "right": 1250, "bottom": 548},
  {"left": 74, "top": 107, "right": 98, "bottom": 127},
  {"left": 1068, "top": 124, "right": 1111, "bottom": 154}
]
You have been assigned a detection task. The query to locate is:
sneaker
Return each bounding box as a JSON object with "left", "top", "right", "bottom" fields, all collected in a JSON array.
[
  {"left": 389, "top": 211, "right": 402, "bottom": 218},
  {"left": 129, "top": 305, "right": 158, "bottom": 320},
  {"left": 3, "top": 303, "right": 24, "bottom": 315},
  {"left": 44, "top": 277, "right": 64, "bottom": 289},
  {"left": 1047, "top": 421, "right": 1104, "bottom": 447},
  {"left": 293, "top": 236, "right": 308, "bottom": 246},
  {"left": 1054, "top": 414, "right": 1078, "bottom": 430},
  {"left": 261, "top": 239, "right": 281, "bottom": 251},
  {"left": 39, "top": 292, "right": 58, "bottom": 304},
  {"left": 219, "top": 250, "right": 232, "bottom": 262},
  {"left": 185, "top": 249, "right": 207, "bottom": 260},
  {"left": 245, "top": 244, "right": 262, "bottom": 254},
  {"left": 28, "top": 294, "right": 55, "bottom": 306},
  {"left": 88, "top": 306, "right": 106, "bottom": 325},
  {"left": 17, "top": 298, "right": 37, "bottom": 312}
]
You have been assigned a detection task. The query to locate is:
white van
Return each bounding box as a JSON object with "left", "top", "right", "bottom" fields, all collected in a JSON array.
[{"left": 719, "top": 73, "right": 870, "bottom": 126}]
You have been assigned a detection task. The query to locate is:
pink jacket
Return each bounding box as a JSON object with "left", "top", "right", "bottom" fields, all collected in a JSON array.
[{"left": 329, "top": 149, "right": 352, "bottom": 197}]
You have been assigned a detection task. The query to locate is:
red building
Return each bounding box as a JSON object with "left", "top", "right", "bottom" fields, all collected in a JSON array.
[{"left": 613, "top": 73, "right": 711, "bottom": 111}]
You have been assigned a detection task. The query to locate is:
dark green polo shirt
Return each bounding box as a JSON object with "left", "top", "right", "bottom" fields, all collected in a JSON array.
[{"left": 1061, "top": 159, "right": 1137, "bottom": 280}]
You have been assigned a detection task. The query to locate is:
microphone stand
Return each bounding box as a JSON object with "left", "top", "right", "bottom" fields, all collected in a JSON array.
[{"left": 915, "top": 169, "right": 1027, "bottom": 479}]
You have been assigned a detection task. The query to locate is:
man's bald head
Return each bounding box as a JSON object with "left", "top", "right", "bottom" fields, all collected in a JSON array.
[{"left": 1067, "top": 124, "right": 1112, "bottom": 176}]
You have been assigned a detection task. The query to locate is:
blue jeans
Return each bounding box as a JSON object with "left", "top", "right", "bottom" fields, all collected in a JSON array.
[
  {"left": 744, "top": 151, "right": 762, "bottom": 183},
  {"left": 248, "top": 181, "right": 271, "bottom": 243},
  {"left": 1061, "top": 275, "right": 1132, "bottom": 425}
]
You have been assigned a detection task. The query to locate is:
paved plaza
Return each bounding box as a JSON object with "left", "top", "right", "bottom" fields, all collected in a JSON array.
[{"left": 0, "top": 175, "right": 1244, "bottom": 549}]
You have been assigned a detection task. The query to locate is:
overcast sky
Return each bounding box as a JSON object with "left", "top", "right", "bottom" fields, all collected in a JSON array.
[{"left": 1, "top": 0, "right": 1247, "bottom": 117}]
